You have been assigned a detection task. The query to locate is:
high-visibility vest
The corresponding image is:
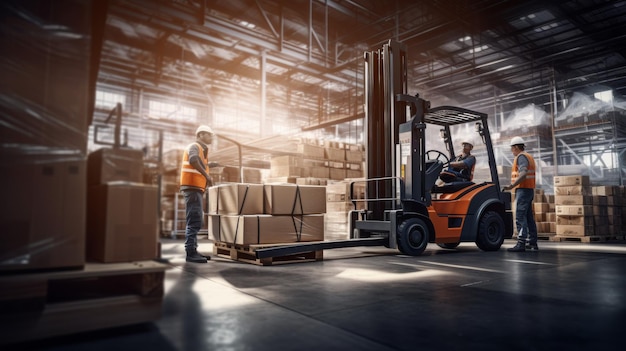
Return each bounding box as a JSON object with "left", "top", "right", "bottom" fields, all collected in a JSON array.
[
  {"left": 180, "top": 142, "right": 209, "bottom": 191},
  {"left": 511, "top": 151, "right": 536, "bottom": 189}
]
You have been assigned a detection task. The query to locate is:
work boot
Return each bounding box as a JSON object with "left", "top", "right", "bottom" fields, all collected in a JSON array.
[
  {"left": 526, "top": 242, "right": 539, "bottom": 251},
  {"left": 507, "top": 241, "right": 526, "bottom": 252},
  {"left": 186, "top": 250, "right": 208, "bottom": 263}
]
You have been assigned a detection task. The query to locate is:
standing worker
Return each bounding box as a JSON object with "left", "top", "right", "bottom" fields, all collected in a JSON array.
[
  {"left": 180, "top": 125, "right": 215, "bottom": 263},
  {"left": 503, "top": 136, "right": 538, "bottom": 252}
]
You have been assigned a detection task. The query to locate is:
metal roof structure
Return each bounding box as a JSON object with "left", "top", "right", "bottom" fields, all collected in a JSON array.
[{"left": 97, "top": 0, "right": 626, "bottom": 141}]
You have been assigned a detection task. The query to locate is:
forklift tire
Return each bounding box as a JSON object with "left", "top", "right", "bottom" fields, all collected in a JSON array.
[
  {"left": 475, "top": 210, "right": 505, "bottom": 251},
  {"left": 397, "top": 218, "right": 430, "bottom": 256},
  {"left": 437, "top": 243, "right": 460, "bottom": 249}
]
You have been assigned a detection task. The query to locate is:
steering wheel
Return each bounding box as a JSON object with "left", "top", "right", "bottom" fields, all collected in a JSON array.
[{"left": 425, "top": 149, "right": 450, "bottom": 167}]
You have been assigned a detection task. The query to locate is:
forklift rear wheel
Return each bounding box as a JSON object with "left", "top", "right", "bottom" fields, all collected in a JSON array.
[
  {"left": 437, "top": 243, "right": 460, "bottom": 249},
  {"left": 475, "top": 210, "right": 505, "bottom": 251},
  {"left": 397, "top": 218, "right": 429, "bottom": 256}
]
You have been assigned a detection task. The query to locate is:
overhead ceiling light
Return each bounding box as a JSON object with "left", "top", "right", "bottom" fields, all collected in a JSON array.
[
  {"left": 469, "top": 45, "right": 489, "bottom": 54},
  {"left": 458, "top": 35, "right": 471, "bottom": 42},
  {"left": 535, "top": 22, "right": 559, "bottom": 32},
  {"left": 238, "top": 20, "right": 256, "bottom": 29}
]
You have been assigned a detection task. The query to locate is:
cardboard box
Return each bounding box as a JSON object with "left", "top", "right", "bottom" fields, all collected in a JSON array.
[
  {"left": 86, "top": 182, "right": 158, "bottom": 263},
  {"left": 553, "top": 175, "right": 590, "bottom": 186},
  {"left": 297, "top": 144, "right": 325, "bottom": 158},
  {"left": 304, "top": 166, "right": 330, "bottom": 179},
  {"left": 325, "top": 147, "right": 346, "bottom": 161},
  {"left": 270, "top": 165, "right": 302, "bottom": 178},
  {"left": 554, "top": 195, "right": 593, "bottom": 205},
  {"left": 346, "top": 150, "right": 365, "bottom": 162},
  {"left": 555, "top": 205, "right": 593, "bottom": 216},
  {"left": 330, "top": 168, "right": 347, "bottom": 180},
  {"left": 87, "top": 148, "right": 144, "bottom": 185},
  {"left": 554, "top": 185, "right": 592, "bottom": 196},
  {"left": 592, "top": 186, "right": 614, "bottom": 196},
  {"left": 592, "top": 196, "right": 608, "bottom": 206},
  {"left": 264, "top": 184, "right": 326, "bottom": 215},
  {"left": 533, "top": 202, "right": 550, "bottom": 214},
  {"left": 0, "top": 160, "right": 86, "bottom": 271},
  {"left": 593, "top": 206, "right": 608, "bottom": 217},
  {"left": 556, "top": 224, "right": 593, "bottom": 236},
  {"left": 556, "top": 215, "right": 592, "bottom": 226},
  {"left": 210, "top": 214, "right": 325, "bottom": 245},
  {"left": 208, "top": 183, "right": 263, "bottom": 215}
]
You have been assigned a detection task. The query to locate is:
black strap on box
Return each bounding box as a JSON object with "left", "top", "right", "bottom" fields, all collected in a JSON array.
[
  {"left": 290, "top": 185, "right": 304, "bottom": 242},
  {"left": 232, "top": 185, "right": 251, "bottom": 245}
]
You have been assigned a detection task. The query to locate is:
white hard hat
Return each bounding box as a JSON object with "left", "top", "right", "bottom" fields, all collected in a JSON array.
[
  {"left": 195, "top": 125, "right": 214, "bottom": 136},
  {"left": 461, "top": 140, "right": 474, "bottom": 148},
  {"left": 510, "top": 136, "right": 525, "bottom": 146}
]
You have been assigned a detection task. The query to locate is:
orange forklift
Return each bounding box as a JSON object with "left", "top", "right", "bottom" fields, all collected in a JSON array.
[{"left": 254, "top": 40, "right": 512, "bottom": 259}]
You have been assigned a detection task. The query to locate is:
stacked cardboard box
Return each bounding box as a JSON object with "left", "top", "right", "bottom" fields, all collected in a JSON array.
[
  {"left": 592, "top": 185, "right": 625, "bottom": 236},
  {"left": 553, "top": 175, "right": 595, "bottom": 237},
  {"left": 208, "top": 183, "right": 325, "bottom": 245},
  {"left": 0, "top": 1, "right": 93, "bottom": 271},
  {"left": 324, "top": 180, "right": 366, "bottom": 241},
  {"left": 86, "top": 147, "right": 159, "bottom": 263},
  {"left": 268, "top": 140, "right": 364, "bottom": 183},
  {"left": 533, "top": 189, "right": 556, "bottom": 236}
]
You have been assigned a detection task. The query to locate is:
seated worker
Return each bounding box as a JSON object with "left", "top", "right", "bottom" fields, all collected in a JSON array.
[{"left": 439, "top": 141, "right": 476, "bottom": 183}]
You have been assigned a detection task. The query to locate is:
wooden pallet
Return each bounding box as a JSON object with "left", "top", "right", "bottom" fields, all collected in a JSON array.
[
  {"left": 537, "top": 232, "right": 556, "bottom": 240},
  {"left": 0, "top": 260, "right": 169, "bottom": 345},
  {"left": 549, "top": 235, "right": 625, "bottom": 243},
  {"left": 214, "top": 241, "right": 323, "bottom": 266}
]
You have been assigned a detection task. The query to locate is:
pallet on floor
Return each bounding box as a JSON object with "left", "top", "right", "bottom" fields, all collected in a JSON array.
[
  {"left": 549, "top": 235, "right": 623, "bottom": 243},
  {"left": 537, "top": 232, "right": 556, "bottom": 240},
  {"left": 213, "top": 241, "right": 323, "bottom": 266},
  {"left": 0, "top": 260, "right": 169, "bottom": 345}
]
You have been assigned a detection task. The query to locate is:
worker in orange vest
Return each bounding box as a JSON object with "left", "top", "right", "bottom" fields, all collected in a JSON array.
[
  {"left": 180, "top": 125, "right": 215, "bottom": 263},
  {"left": 503, "top": 136, "right": 538, "bottom": 252}
]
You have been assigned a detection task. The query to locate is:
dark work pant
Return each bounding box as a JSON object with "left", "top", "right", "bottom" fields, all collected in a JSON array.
[
  {"left": 182, "top": 190, "right": 204, "bottom": 251},
  {"left": 515, "top": 187, "right": 538, "bottom": 244}
]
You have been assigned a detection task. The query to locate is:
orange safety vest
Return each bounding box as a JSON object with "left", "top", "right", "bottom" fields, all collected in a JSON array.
[
  {"left": 511, "top": 151, "right": 536, "bottom": 189},
  {"left": 180, "top": 142, "right": 209, "bottom": 191}
]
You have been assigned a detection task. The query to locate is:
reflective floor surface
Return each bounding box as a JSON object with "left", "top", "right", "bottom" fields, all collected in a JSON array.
[{"left": 17, "top": 238, "right": 626, "bottom": 351}]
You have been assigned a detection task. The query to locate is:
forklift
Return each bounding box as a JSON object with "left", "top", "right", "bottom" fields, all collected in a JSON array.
[{"left": 254, "top": 40, "right": 512, "bottom": 259}]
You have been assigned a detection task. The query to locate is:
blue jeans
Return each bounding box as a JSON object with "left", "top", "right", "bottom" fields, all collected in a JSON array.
[
  {"left": 515, "top": 188, "right": 538, "bottom": 244},
  {"left": 182, "top": 190, "right": 204, "bottom": 251}
]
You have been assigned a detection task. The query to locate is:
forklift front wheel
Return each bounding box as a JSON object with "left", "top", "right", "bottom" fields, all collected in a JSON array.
[
  {"left": 475, "top": 210, "right": 505, "bottom": 251},
  {"left": 397, "top": 218, "right": 430, "bottom": 256}
]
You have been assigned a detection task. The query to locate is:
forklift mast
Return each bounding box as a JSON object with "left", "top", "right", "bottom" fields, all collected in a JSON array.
[{"left": 364, "top": 40, "right": 410, "bottom": 220}]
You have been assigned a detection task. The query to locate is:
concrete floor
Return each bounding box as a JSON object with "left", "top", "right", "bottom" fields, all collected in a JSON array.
[{"left": 19, "top": 238, "right": 626, "bottom": 351}]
